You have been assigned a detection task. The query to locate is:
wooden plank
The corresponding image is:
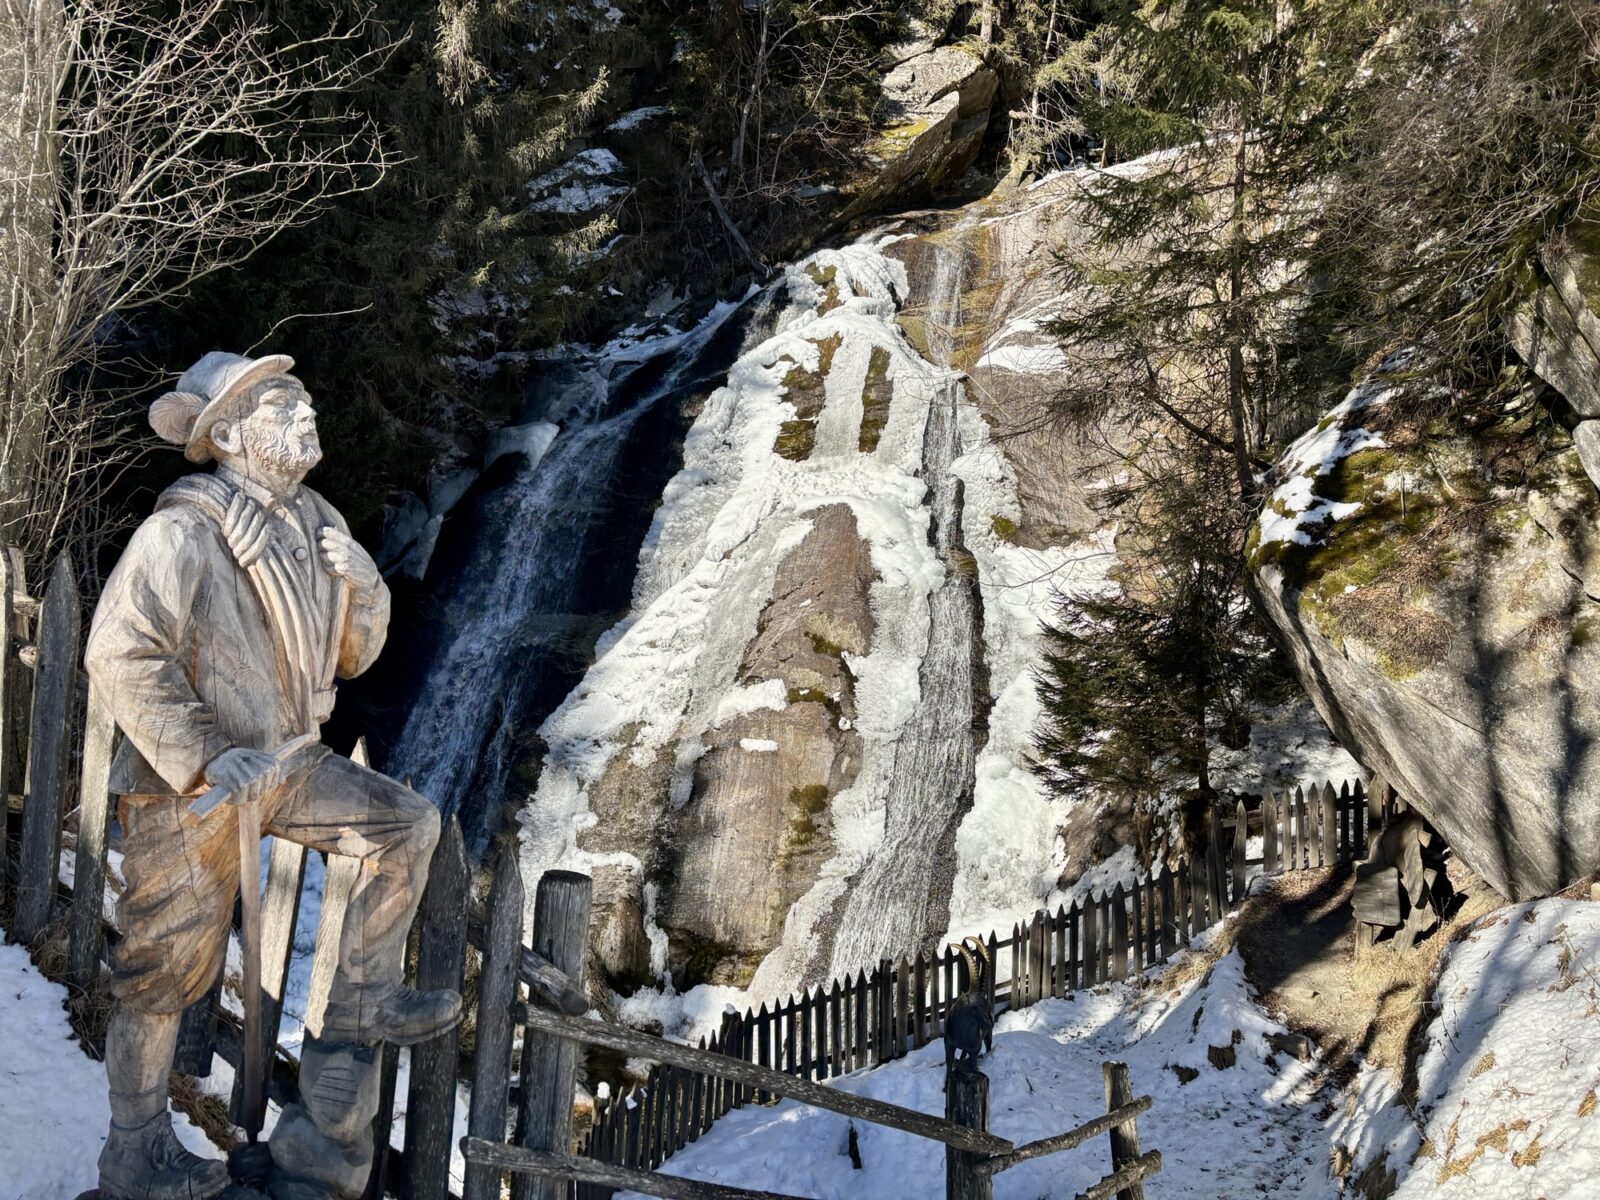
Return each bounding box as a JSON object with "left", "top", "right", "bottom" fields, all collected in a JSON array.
[
  {"left": 945, "top": 1066, "right": 992, "bottom": 1200},
  {"left": 13, "top": 554, "right": 78, "bottom": 943},
  {"left": 173, "top": 973, "right": 222, "bottom": 1077},
  {"left": 67, "top": 683, "right": 114, "bottom": 990},
  {"left": 1322, "top": 783, "right": 1339, "bottom": 867},
  {"left": 231, "top": 833, "right": 306, "bottom": 1116},
  {"left": 1074, "top": 1153, "right": 1162, "bottom": 1200},
  {"left": 509, "top": 1004, "right": 1014, "bottom": 1157},
  {"left": 876, "top": 958, "right": 892, "bottom": 1065},
  {"left": 1102, "top": 1061, "right": 1146, "bottom": 1200},
  {"left": 403, "top": 815, "right": 468, "bottom": 1200},
  {"left": 1294, "top": 786, "right": 1308, "bottom": 869},
  {"left": 1206, "top": 808, "right": 1226, "bottom": 918},
  {"left": 851, "top": 972, "right": 864, "bottom": 1075},
  {"left": 911, "top": 954, "right": 927, "bottom": 1048},
  {"left": 1231, "top": 800, "right": 1248, "bottom": 907},
  {"left": 465, "top": 844, "right": 525, "bottom": 1200},
  {"left": 0, "top": 547, "right": 14, "bottom": 896},
  {"left": 894, "top": 956, "right": 910, "bottom": 1056},
  {"left": 305, "top": 853, "right": 360, "bottom": 1038},
  {"left": 514, "top": 868, "right": 592, "bottom": 1200},
  {"left": 978, "top": 1096, "right": 1153, "bottom": 1175},
  {"left": 1067, "top": 900, "right": 1080, "bottom": 992},
  {"left": 1081, "top": 896, "right": 1098, "bottom": 986},
  {"left": 1174, "top": 864, "right": 1190, "bottom": 947},
  {"left": 799, "top": 988, "right": 813, "bottom": 1082},
  {"left": 1052, "top": 906, "right": 1067, "bottom": 998},
  {"left": 364, "top": 1042, "right": 402, "bottom": 1200},
  {"left": 1262, "top": 791, "right": 1279, "bottom": 875},
  {"left": 460, "top": 1139, "right": 814, "bottom": 1200},
  {"left": 1110, "top": 884, "right": 1129, "bottom": 981},
  {"left": 984, "top": 934, "right": 999, "bottom": 1017}
]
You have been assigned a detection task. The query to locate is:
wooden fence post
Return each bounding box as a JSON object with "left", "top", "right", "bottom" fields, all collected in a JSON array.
[
  {"left": 1102, "top": 1061, "right": 1146, "bottom": 1200},
  {"left": 1262, "top": 791, "right": 1279, "bottom": 875},
  {"left": 403, "top": 815, "right": 468, "bottom": 1200},
  {"left": 1321, "top": 784, "right": 1338, "bottom": 866},
  {"left": 945, "top": 1064, "right": 992, "bottom": 1200},
  {"left": 13, "top": 554, "right": 78, "bottom": 944},
  {"left": 465, "top": 843, "right": 526, "bottom": 1200},
  {"left": 67, "top": 683, "right": 114, "bottom": 990},
  {"left": 514, "top": 868, "right": 592, "bottom": 1200},
  {"left": 1081, "top": 895, "right": 1099, "bottom": 986},
  {"left": 1174, "top": 863, "right": 1190, "bottom": 948},
  {"left": 1230, "top": 799, "right": 1248, "bottom": 908},
  {"left": 0, "top": 547, "right": 14, "bottom": 896},
  {"left": 1109, "top": 884, "right": 1129, "bottom": 981},
  {"left": 1206, "top": 807, "right": 1226, "bottom": 918}
]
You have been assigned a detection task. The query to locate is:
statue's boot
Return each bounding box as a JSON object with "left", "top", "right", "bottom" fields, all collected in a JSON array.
[
  {"left": 99, "top": 1008, "right": 230, "bottom": 1200},
  {"left": 324, "top": 985, "right": 462, "bottom": 1047}
]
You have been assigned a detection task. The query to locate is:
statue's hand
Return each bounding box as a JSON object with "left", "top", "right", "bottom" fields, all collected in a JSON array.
[
  {"left": 203, "top": 747, "right": 284, "bottom": 807},
  {"left": 223, "top": 493, "right": 271, "bottom": 567},
  {"left": 319, "top": 527, "right": 381, "bottom": 594}
]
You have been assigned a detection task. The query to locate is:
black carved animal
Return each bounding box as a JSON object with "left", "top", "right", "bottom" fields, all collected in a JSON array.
[{"left": 943, "top": 937, "right": 994, "bottom": 1079}]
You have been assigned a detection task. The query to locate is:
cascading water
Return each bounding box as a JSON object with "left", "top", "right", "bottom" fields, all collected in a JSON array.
[
  {"left": 826, "top": 232, "right": 986, "bottom": 971},
  {"left": 388, "top": 299, "right": 754, "bottom": 845}
]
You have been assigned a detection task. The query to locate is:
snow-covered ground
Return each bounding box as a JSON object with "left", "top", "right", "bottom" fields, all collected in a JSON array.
[
  {"left": 1334, "top": 898, "right": 1600, "bottom": 1199},
  {"left": 618, "top": 944, "right": 1342, "bottom": 1199},
  {"left": 0, "top": 939, "right": 221, "bottom": 1200}
]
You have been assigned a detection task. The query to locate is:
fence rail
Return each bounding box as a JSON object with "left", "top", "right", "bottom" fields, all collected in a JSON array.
[{"left": 1, "top": 547, "right": 1371, "bottom": 1200}]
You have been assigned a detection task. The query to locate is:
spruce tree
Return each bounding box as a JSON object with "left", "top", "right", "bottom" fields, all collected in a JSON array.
[{"left": 1033, "top": 0, "right": 1381, "bottom": 823}]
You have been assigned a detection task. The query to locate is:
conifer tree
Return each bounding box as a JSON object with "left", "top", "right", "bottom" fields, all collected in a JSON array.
[{"left": 1033, "top": 0, "right": 1380, "bottom": 821}]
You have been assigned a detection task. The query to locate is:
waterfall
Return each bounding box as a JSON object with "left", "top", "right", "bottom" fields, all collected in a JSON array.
[
  {"left": 389, "top": 298, "right": 753, "bottom": 843},
  {"left": 826, "top": 233, "right": 986, "bottom": 970}
]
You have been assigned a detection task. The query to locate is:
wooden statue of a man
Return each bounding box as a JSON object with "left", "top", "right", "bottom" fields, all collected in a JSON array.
[{"left": 85, "top": 352, "right": 462, "bottom": 1200}]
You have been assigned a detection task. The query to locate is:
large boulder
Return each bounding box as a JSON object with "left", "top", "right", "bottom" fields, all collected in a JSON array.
[
  {"left": 838, "top": 42, "right": 997, "bottom": 222},
  {"left": 1249, "top": 352, "right": 1600, "bottom": 900}
]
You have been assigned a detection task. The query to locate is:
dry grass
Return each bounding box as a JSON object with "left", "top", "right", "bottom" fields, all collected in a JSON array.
[{"left": 1232, "top": 857, "right": 1505, "bottom": 1093}]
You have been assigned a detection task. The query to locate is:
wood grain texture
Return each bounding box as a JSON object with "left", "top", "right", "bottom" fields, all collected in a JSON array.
[
  {"left": 67, "top": 684, "right": 114, "bottom": 989},
  {"left": 509, "top": 1003, "right": 1013, "bottom": 1157},
  {"left": 945, "top": 1065, "right": 991, "bottom": 1200},
  {"left": 465, "top": 844, "right": 525, "bottom": 1200},
  {"left": 1101, "top": 1061, "right": 1146, "bottom": 1200},
  {"left": 514, "top": 869, "right": 591, "bottom": 1200},
  {"left": 15, "top": 554, "right": 78, "bottom": 943},
  {"left": 403, "top": 815, "right": 468, "bottom": 1200},
  {"left": 460, "top": 1139, "right": 814, "bottom": 1200}
]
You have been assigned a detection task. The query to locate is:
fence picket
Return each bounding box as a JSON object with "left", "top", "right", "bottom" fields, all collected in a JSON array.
[
  {"left": 465, "top": 844, "right": 525, "bottom": 1200},
  {"left": 0, "top": 548, "right": 14, "bottom": 895},
  {"left": 1110, "top": 884, "right": 1129, "bottom": 980},
  {"left": 14, "top": 555, "right": 79, "bottom": 944},
  {"left": 1322, "top": 783, "right": 1338, "bottom": 866},
  {"left": 403, "top": 815, "right": 468, "bottom": 1200},
  {"left": 67, "top": 684, "right": 114, "bottom": 990},
  {"left": 1129, "top": 883, "right": 1144, "bottom": 975}
]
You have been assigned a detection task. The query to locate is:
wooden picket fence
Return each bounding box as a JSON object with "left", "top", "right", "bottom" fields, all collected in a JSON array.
[
  {"left": 0, "top": 547, "right": 1371, "bottom": 1199},
  {"left": 575, "top": 780, "right": 1372, "bottom": 1194}
]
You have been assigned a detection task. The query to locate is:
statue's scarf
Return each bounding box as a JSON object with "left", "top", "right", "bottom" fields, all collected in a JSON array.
[{"left": 156, "top": 474, "right": 339, "bottom": 732}]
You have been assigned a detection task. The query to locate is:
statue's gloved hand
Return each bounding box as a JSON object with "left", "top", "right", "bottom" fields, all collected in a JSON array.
[
  {"left": 223, "top": 492, "right": 271, "bottom": 567},
  {"left": 319, "top": 526, "right": 380, "bottom": 594},
  {"left": 203, "top": 747, "right": 284, "bottom": 807}
]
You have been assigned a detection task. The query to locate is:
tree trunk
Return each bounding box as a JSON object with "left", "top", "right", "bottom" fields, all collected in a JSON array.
[
  {"left": 0, "top": 0, "right": 68, "bottom": 559},
  {"left": 1226, "top": 126, "right": 1256, "bottom": 505}
]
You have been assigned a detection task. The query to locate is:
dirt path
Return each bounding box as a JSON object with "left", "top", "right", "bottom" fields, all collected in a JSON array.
[{"left": 1234, "top": 861, "right": 1501, "bottom": 1084}]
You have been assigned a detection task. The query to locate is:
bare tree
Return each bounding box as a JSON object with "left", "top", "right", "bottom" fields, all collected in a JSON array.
[{"left": 0, "top": 0, "right": 396, "bottom": 564}]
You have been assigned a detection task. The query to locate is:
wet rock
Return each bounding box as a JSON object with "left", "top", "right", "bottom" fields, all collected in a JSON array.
[
  {"left": 661, "top": 504, "right": 874, "bottom": 985},
  {"left": 840, "top": 44, "right": 997, "bottom": 222}
]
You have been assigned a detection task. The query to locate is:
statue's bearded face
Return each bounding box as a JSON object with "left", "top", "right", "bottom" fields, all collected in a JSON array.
[{"left": 233, "top": 375, "right": 322, "bottom": 480}]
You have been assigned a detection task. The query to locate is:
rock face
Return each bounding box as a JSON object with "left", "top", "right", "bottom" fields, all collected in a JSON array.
[
  {"left": 1509, "top": 206, "right": 1600, "bottom": 485},
  {"left": 839, "top": 40, "right": 997, "bottom": 222},
  {"left": 1249, "top": 355, "right": 1600, "bottom": 900},
  {"left": 661, "top": 504, "right": 872, "bottom": 983}
]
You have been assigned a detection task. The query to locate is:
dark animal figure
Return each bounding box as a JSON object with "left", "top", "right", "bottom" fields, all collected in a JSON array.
[{"left": 943, "top": 936, "right": 994, "bottom": 1081}]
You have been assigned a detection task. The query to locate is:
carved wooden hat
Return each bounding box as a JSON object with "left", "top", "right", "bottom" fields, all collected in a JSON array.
[{"left": 149, "top": 350, "right": 296, "bottom": 463}]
